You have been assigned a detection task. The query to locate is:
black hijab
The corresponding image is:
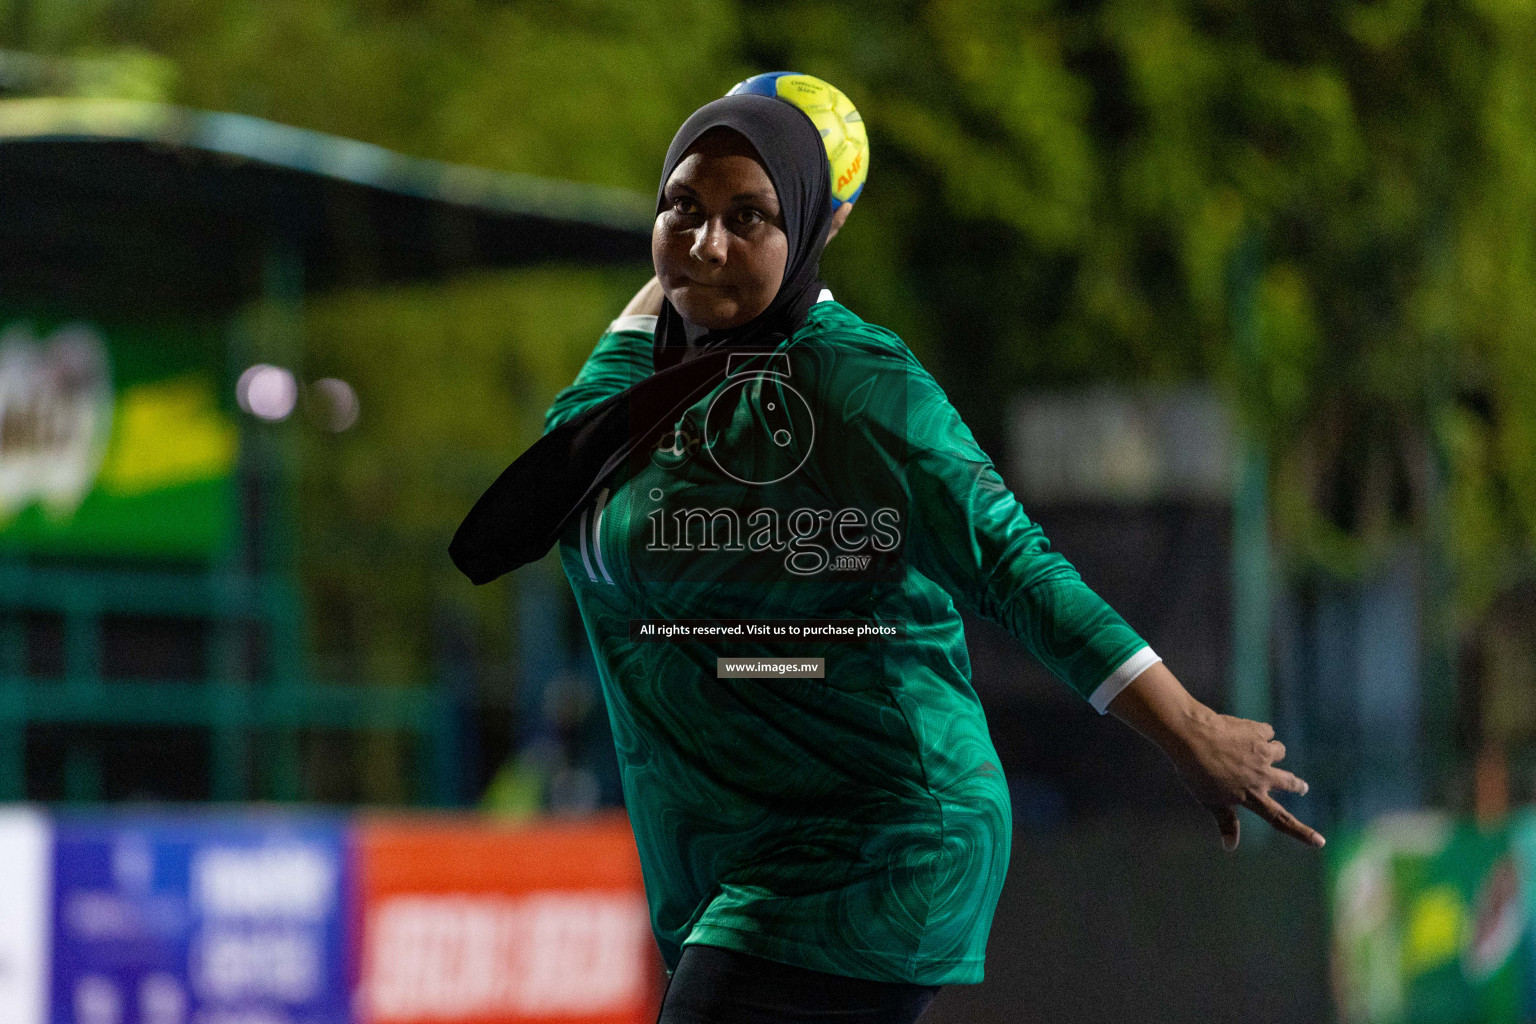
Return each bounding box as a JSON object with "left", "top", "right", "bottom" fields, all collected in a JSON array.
[{"left": 449, "top": 93, "right": 834, "bottom": 585}]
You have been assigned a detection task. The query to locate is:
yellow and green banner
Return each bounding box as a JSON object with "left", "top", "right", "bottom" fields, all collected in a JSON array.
[
  {"left": 1330, "top": 811, "right": 1530, "bottom": 1023},
  {"left": 0, "top": 310, "right": 237, "bottom": 560}
]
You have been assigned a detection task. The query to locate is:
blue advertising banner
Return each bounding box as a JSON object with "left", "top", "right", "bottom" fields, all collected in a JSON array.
[{"left": 50, "top": 812, "right": 351, "bottom": 1024}]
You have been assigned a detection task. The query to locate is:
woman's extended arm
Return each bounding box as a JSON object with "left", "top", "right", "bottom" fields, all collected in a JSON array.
[
  {"left": 840, "top": 336, "right": 1323, "bottom": 851},
  {"left": 1105, "top": 660, "right": 1324, "bottom": 850}
]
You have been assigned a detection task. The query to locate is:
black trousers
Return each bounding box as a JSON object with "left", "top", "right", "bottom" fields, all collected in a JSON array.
[{"left": 656, "top": 943, "right": 942, "bottom": 1024}]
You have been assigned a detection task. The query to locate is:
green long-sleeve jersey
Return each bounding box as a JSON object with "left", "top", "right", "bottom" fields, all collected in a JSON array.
[{"left": 543, "top": 296, "right": 1156, "bottom": 985}]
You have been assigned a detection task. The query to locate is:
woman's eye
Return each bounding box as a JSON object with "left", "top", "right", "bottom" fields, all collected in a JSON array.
[
  {"left": 736, "top": 208, "right": 765, "bottom": 227},
  {"left": 671, "top": 198, "right": 699, "bottom": 215}
]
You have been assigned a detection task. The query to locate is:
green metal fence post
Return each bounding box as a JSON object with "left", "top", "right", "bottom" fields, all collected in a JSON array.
[
  {"left": 1229, "top": 227, "right": 1272, "bottom": 846},
  {"left": 210, "top": 315, "right": 255, "bottom": 802},
  {"left": 208, "top": 561, "right": 250, "bottom": 802},
  {"left": 260, "top": 241, "right": 308, "bottom": 803},
  {"left": 0, "top": 591, "right": 26, "bottom": 799},
  {"left": 1419, "top": 225, "right": 1458, "bottom": 803},
  {"left": 62, "top": 578, "right": 102, "bottom": 802}
]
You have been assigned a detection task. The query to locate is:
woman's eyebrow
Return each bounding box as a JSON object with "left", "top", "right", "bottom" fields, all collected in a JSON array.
[{"left": 733, "top": 190, "right": 778, "bottom": 205}]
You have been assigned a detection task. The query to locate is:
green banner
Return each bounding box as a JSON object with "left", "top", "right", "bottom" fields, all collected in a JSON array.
[
  {"left": 1330, "top": 811, "right": 1530, "bottom": 1024},
  {"left": 0, "top": 310, "right": 237, "bottom": 559}
]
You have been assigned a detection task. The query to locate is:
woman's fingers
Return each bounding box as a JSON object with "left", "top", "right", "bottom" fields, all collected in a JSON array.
[
  {"left": 1246, "top": 791, "right": 1326, "bottom": 848},
  {"left": 1213, "top": 805, "right": 1241, "bottom": 852},
  {"left": 1177, "top": 711, "right": 1323, "bottom": 851},
  {"left": 1269, "top": 768, "right": 1309, "bottom": 795}
]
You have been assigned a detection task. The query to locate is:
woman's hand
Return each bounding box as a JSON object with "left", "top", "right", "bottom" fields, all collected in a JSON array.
[
  {"left": 1164, "top": 703, "right": 1323, "bottom": 851},
  {"left": 1106, "top": 661, "right": 1325, "bottom": 851}
]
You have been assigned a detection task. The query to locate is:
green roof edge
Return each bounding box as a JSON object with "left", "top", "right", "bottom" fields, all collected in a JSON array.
[{"left": 0, "top": 96, "right": 656, "bottom": 233}]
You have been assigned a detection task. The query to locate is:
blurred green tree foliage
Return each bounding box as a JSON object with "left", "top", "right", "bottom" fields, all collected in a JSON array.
[
  {"left": 6, "top": 0, "right": 1535, "bottom": 717},
  {"left": 743, "top": 0, "right": 1536, "bottom": 627}
]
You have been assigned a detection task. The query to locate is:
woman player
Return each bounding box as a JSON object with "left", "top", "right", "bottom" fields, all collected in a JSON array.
[{"left": 452, "top": 85, "right": 1323, "bottom": 1024}]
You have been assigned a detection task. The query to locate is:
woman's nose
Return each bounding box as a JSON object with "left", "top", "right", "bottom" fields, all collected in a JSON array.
[{"left": 690, "top": 219, "right": 727, "bottom": 265}]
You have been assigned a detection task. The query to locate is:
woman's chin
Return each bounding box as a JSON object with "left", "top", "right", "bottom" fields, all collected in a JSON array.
[{"left": 671, "top": 293, "right": 753, "bottom": 330}]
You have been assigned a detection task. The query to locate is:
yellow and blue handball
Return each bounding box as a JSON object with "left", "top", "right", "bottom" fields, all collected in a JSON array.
[{"left": 728, "top": 72, "right": 868, "bottom": 207}]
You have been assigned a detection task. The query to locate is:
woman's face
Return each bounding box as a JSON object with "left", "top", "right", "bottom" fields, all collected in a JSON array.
[{"left": 653, "top": 128, "right": 789, "bottom": 330}]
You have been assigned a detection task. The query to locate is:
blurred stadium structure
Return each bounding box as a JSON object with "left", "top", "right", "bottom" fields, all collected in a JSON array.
[
  {"left": 0, "top": 84, "right": 666, "bottom": 1024},
  {"left": 0, "top": 95, "right": 650, "bottom": 804}
]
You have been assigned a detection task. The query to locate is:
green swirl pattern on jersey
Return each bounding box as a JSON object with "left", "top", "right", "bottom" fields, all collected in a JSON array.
[{"left": 544, "top": 300, "right": 1149, "bottom": 985}]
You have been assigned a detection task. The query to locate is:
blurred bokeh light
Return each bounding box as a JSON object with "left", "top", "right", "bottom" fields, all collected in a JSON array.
[
  {"left": 236, "top": 363, "right": 297, "bottom": 422},
  {"left": 307, "top": 377, "right": 358, "bottom": 432}
]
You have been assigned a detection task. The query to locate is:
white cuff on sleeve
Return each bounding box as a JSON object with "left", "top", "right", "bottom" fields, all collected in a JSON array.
[
  {"left": 608, "top": 313, "right": 658, "bottom": 336},
  {"left": 1088, "top": 646, "right": 1162, "bottom": 715}
]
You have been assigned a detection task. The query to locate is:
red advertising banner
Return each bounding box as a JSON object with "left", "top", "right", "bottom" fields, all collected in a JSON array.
[{"left": 355, "top": 812, "right": 661, "bottom": 1024}]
